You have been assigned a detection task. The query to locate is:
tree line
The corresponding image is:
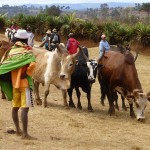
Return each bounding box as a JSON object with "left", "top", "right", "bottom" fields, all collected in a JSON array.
[{"left": 0, "top": 3, "right": 149, "bottom": 47}]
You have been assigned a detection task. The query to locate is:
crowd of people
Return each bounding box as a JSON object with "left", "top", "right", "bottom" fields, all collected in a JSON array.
[{"left": 7, "top": 22, "right": 111, "bottom": 55}]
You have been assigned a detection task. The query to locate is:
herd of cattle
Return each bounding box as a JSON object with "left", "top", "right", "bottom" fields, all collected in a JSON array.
[{"left": 0, "top": 39, "right": 150, "bottom": 122}]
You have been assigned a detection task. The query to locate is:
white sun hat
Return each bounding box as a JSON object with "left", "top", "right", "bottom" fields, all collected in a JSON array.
[{"left": 14, "top": 29, "right": 28, "bottom": 39}]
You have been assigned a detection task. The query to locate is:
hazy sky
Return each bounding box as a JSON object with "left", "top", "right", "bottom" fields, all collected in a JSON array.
[{"left": 0, "top": 0, "right": 149, "bottom": 6}]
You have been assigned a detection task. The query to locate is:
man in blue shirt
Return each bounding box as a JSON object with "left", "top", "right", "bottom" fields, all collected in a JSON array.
[{"left": 99, "top": 34, "right": 110, "bottom": 58}]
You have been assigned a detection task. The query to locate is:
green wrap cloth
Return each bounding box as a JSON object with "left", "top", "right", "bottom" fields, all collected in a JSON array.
[{"left": 0, "top": 42, "right": 36, "bottom": 101}]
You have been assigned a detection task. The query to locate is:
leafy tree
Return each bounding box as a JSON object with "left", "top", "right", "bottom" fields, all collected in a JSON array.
[
  {"left": 45, "top": 5, "right": 61, "bottom": 16},
  {"left": 0, "top": 13, "right": 7, "bottom": 30},
  {"left": 134, "top": 22, "right": 150, "bottom": 46},
  {"left": 110, "top": 9, "right": 120, "bottom": 19},
  {"left": 140, "top": 3, "right": 150, "bottom": 25},
  {"left": 100, "top": 3, "right": 109, "bottom": 19}
]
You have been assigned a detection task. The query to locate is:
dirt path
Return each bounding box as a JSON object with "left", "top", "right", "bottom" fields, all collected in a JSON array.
[{"left": 0, "top": 33, "right": 150, "bottom": 150}]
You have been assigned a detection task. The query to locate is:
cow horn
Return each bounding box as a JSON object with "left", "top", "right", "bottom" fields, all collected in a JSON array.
[
  {"left": 56, "top": 43, "right": 62, "bottom": 53},
  {"left": 134, "top": 51, "right": 138, "bottom": 62},
  {"left": 133, "top": 89, "right": 143, "bottom": 98},
  {"left": 78, "top": 45, "right": 89, "bottom": 62},
  {"left": 72, "top": 45, "right": 82, "bottom": 58},
  {"left": 97, "top": 50, "right": 105, "bottom": 63}
]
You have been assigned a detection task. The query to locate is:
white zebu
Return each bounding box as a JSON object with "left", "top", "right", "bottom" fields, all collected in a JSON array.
[{"left": 32, "top": 43, "right": 81, "bottom": 107}]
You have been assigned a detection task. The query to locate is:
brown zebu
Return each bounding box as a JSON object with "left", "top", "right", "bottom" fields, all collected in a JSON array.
[
  {"left": 98, "top": 50, "right": 150, "bottom": 121},
  {"left": 100, "top": 45, "right": 137, "bottom": 111},
  {"left": 32, "top": 43, "right": 81, "bottom": 107}
]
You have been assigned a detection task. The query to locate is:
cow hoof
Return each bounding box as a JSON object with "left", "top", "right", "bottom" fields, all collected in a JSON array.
[
  {"left": 43, "top": 103, "right": 47, "bottom": 107},
  {"left": 108, "top": 109, "right": 115, "bottom": 115},
  {"left": 36, "top": 99, "right": 42, "bottom": 105},
  {"left": 77, "top": 105, "right": 82, "bottom": 110},
  {"left": 88, "top": 109, "right": 93, "bottom": 112},
  {"left": 130, "top": 113, "right": 136, "bottom": 119},
  {"left": 69, "top": 102, "right": 76, "bottom": 108},
  {"left": 101, "top": 101, "right": 105, "bottom": 106},
  {"left": 122, "top": 106, "right": 127, "bottom": 111},
  {"left": 115, "top": 105, "right": 119, "bottom": 111},
  {"left": 65, "top": 106, "right": 70, "bottom": 110}
]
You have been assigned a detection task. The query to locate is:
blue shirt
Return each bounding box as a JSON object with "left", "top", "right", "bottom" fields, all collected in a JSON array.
[{"left": 99, "top": 40, "right": 110, "bottom": 57}]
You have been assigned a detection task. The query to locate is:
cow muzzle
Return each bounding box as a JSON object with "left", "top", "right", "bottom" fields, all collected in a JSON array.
[
  {"left": 137, "top": 116, "right": 145, "bottom": 122},
  {"left": 136, "top": 111, "right": 145, "bottom": 122},
  {"left": 59, "top": 74, "right": 66, "bottom": 80},
  {"left": 88, "top": 79, "right": 95, "bottom": 84}
]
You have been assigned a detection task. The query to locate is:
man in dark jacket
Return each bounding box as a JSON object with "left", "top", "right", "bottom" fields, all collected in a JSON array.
[{"left": 49, "top": 28, "right": 60, "bottom": 51}]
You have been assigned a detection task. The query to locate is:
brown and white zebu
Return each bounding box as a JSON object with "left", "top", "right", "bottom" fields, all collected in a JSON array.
[
  {"left": 32, "top": 43, "right": 81, "bottom": 107},
  {"left": 98, "top": 50, "right": 150, "bottom": 121}
]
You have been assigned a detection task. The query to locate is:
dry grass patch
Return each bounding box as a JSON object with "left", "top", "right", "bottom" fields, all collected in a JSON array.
[{"left": 0, "top": 34, "right": 150, "bottom": 150}]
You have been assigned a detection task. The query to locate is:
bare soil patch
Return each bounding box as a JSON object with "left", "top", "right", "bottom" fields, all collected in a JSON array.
[{"left": 0, "top": 33, "right": 150, "bottom": 150}]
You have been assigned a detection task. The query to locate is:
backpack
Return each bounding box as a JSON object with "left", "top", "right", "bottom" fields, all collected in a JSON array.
[{"left": 52, "top": 34, "right": 59, "bottom": 43}]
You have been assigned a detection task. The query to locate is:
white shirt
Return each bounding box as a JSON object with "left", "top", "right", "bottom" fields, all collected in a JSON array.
[{"left": 27, "top": 32, "right": 34, "bottom": 47}]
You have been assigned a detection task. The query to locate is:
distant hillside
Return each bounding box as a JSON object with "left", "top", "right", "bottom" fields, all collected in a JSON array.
[{"left": 24, "top": 2, "right": 136, "bottom": 10}]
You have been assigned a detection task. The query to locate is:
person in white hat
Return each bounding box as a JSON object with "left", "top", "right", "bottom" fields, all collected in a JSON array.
[
  {"left": 99, "top": 34, "right": 110, "bottom": 58},
  {"left": 39, "top": 29, "right": 51, "bottom": 50},
  {"left": 13, "top": 29, "right": 28, "bottom": 44},
  {"left": 5, "top": 29, "right": 36, "bottom": 140}
]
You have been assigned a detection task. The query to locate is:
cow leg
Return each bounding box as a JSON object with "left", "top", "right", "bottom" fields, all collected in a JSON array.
[
  {"left": 43, "top": 82, "right": 51, "bottom": 107},
  {"left": 121, "top": 96, "right": 127, "bottom": 111},
  {"left": 98, "top": 72, "right": 105, "bottom": 106},
  {"left": 107, "top": 91, "right": 115, "bottom": 115},
  {"left": 114, "top": 100, "right": 119, "bottom": 111},
  {"left": 129, "top": 103, "right": 136, "bottom": 118},
  {"left": 61, "top": 90, "right": 68, "bottom": 107},
  {"left": 100, "top": 85, "right": 106, "bottom": 106},
  {"left": 75, "top": 87, "right": 82, "bottom": 110},
  {"left": 33, "top": 81, "right": 42, "bottom": 105},
  {"left": 113, "top": 92, "right": 119, "bottom": 111},
  {"left": 68, "top": 88, "right": 76, "bottom": 108},
  {"left": 87, "top": 90, "right": 93, "bottom": 112},
  {"left": 1, "top": 90, "right": 6, "bottom": 99}
]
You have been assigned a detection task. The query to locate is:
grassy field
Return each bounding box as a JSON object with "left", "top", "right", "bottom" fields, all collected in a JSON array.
[{"left": 0, "top": 34, "right": 150, "bottom": 150}]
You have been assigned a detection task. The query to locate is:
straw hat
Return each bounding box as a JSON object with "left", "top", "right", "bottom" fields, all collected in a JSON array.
[
  {"left": 52, "top": 28, "right": 57, "bottom": 32},
  {"left": 46, "top": 30, "right": 51, "bottom": 34},
  {"left": 14, "top": 29, "right": 28, "bottom": 39}
]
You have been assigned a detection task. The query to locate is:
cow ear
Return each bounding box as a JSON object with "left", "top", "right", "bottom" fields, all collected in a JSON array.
[
  {"left": 56, "top": 44, "right": 61, "bottom": 53},
  {"left": 147, "top": 92, "right": 150, "bottom": 101},
  {"left": 127, "top": 95, "right": 135, "bottom": 103},
  {"left": 98, "top": 64, "right": 103, "bottom": 68},
  {"left": 56, "top": 43, "right": 68, "bottom": 55},
  {"left": 75, "top": 60, "right": 78, "bottom": 64}
]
